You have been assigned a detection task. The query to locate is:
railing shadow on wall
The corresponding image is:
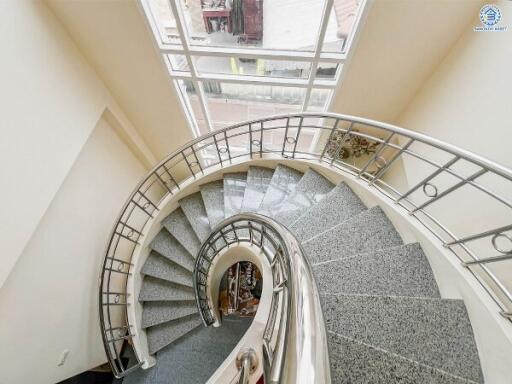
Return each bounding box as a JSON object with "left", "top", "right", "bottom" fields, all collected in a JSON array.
[{"left": 99, "top": 112, "right": 512, "bottom": 377}]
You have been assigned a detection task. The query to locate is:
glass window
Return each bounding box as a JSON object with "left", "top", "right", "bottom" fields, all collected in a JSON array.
[
  {"left": 166, "top": 54, "right": 190, "bottom": 73},
  {"left": 181, "top": 0, "right": 326, "bottom": 51},
  {"left": 315, "top": 62, "right": 340, "bottom": 80},
  {"left": 307, "top": 89, "right": 332, "bottom": 111},
  {"left": 142, "top": 0, "right": 366, "bottom": 140},
  {"left": 203, "top": 81, "right": 305, "bottom": 130},
  {"left": 146, "top": 0, "right": 181, "bottom": 45},
  {"left": 175, "top": 79, "right": 209, "bottom": 135},
  {"left": 322, "top": 0, "right": 363, "bottom": 53},
  {"left": 194, "top": 56, "right": 311, "bottom": 79}
]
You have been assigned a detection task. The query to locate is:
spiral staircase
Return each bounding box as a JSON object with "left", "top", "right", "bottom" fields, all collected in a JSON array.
[{"left": 99, "top": 113, "right": 512, "bottom": 384}]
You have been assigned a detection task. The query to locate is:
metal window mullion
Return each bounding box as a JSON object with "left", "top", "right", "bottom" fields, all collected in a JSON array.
[
  {"left": 302, "top": 0, "right": 334, "bottom": 111},
  {"left": 160, "top": 44, "right": 345, "bottom": 63},
  {"left": 168, "top": 0, "right": 214, "bottom": 134}
]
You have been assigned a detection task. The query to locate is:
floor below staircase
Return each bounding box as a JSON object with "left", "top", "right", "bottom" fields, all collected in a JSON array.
[{"left": 123, "top": 316, "right": 252, "bottom": 384}]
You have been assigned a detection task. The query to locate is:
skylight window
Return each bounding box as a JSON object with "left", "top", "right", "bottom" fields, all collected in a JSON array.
[{"left": 142, "top": 0, "right": 366, "bottom": 138}]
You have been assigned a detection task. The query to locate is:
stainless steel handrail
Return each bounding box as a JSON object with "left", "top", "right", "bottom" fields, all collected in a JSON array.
[
  {"left": 99, "top": 112, "right": 512, "bottom": 377},
  {"left": 194, "top": 214, "right": 330, "bottom": 384}
]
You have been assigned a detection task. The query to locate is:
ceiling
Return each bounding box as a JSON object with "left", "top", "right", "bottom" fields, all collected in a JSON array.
[{"left": 47, "top": 0, "right": 483, "bottom": 160}]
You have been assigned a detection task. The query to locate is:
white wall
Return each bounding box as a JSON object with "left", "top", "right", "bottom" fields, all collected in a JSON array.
[
  {"left": 0, "top": 0, "right": 155, "bottom": 289},
  {"left": 0, "top": 115, "right": 147, "bottom": 384}
]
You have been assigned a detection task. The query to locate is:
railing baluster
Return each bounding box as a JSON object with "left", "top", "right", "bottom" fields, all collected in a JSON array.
[
  {"left": 357, "top": 132, "right": 394, "bottom": 178},
  {"left": 330, "top": 122, "right": 354, "bottom": 166},
  {"left": 213, "top": 134, "right": 223, "bottom": 166},
  {"left": 182, "top": 151, "right": 196, "bottom": 178},
  {"left": 411, "top": 168, "right": 487, "bottom": 213},
  {"left": 161, "top": 163, "right": 180, "bottom": 190},
  {"left": 153, "top": 170, "right": 173, "bottom": 194},
  {"left": 224, "top": 130, "right": 232, "bottom": 163},
  {"left": 291, "top": 116, "right": 303, "bottom": 158},
  {"left": 259, "top": 121, "right": 264, "bottom": 158},
  {"left": 249, "top": 123, "right": 253, "bottom": 159},
  {"left": 281, "top": 117, "right": 290, "bottom": 157},
  {"left": 396, "top": 156, "right": 460, "bottom": 202},
  {"left": 191, "top": 145, "right": 204, "bottom": 175},
  {"left": 320, "top": 118, "right": 340, "bottom": 161},
  {"left": 369, "top": 138, "right": 414, "bottom": 186}
]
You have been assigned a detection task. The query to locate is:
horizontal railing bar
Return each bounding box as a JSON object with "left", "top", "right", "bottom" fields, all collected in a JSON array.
[
  {"left": 104, "top": 268, "right": 132, "bottom": 276},
  {"left": 107, "top": 333, "right": 135, "bottom": 343},
  {"left": 463, "top": 253, "right": 512, "bottom": 266},
  {"left": 102, "top": 292, "right": 130, "bottom": 296},
  {"left": 114, "top": 231, "right": 140, "bottom": 244},
  {"left": 105, "top": 325, "right": 133, "bottom": 332},
  {"left": 445, "top": 224, "right": 512, "bottom": 246},
  {"left": 106, "top": 256, "right": 133, "bottom": 266}
]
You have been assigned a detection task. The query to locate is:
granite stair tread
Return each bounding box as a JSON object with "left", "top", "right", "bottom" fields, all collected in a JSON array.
[
  {"left": 141, "top": 251, "right": 193, "bottom": 288},
  {"left": 322, "top": 294, "right": 482, "bottom": 382},
  {"left": 223, "top": 172, "right": 247, "bottom": 218},
  {"left": 149, "top": 229, "right": 195, "bottom": 272},
  {"left": 200, "top": 180, "right": 225, "bottom": 228},
  {"left": 290, "top": 182, "right": 366, "bottom": 242},
  {"left": 162, "top": 207, "right": 202, "bottom": 256},
  {"left": 147, "top": 315, "right": 203, "bottom": 355},
  {"left": 179, "top": 192, "right": 212, "bottom": 242},
  {"left": 139, "top": 276, "right": 196, "bottom": 302},
  {"left": 274, "top": 168, "right": 334, "bottom": 225},
  {"left": 142, "top": 300, "right": 198, "bottom": 328},
  {"left": 258, "top": 164, "right": 303, "bottom": 216},
  {"left": 241, "top": 166, "right": 274, "bottom": 212},
  {"left": 328, "top": 332, "right": 480, "bottom": 384},
  {"left": 313, "top": 243, "right": 440, "bottom": 298},
  {"left": 302, "top": 206, "right": 403, "bottom": 264}
]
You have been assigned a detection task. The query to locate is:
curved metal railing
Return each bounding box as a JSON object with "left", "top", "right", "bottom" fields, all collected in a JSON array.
[
  {"left": 99, "top": 112, "right": 512, "bottom": 377},
  {"left": 194, "top": 213, "right": 331, "bottom": 384}
]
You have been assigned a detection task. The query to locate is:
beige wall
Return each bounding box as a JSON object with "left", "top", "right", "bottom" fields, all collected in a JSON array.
[
  {"left": 0, "top": 115, "right": 147, "bottom": 384},
  {"left": 383, "top": 1, "right": 512, "bottom": 343},
  {"left": 397, "top": 1, "right": 511, "bottom": 168},
  {"left": 0, "top": 0, "right": 154, "bottom": 289}
]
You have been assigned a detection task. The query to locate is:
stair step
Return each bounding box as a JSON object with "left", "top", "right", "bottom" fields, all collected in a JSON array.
[
  {"left": 313, "top": 243, "right": 440, "bottom": 298},
  {"left": 200, "top": 180, "right": 225, "bottom": 228},
  {"left": 322, "top": 294, "right": 482, "bottom": 382},
  {"left": 142, "top": 300, "right": 198, "bottom": 328},
  {"left": 179, "top": 192, "right": 212, "bottom": 242},
  {"left": 274, "top": 168, "right": 334, "bottom": 225},
  {"left": 139, "top": 276, "right": 195, "bottom": 302},
  {"left": 162, "top": 207, "right": 201, "bottom": 256},
  {"left": 290, "top": 182, "right": 366, "bottom": 242},
  {"left": 328, "top": 332, "right": 480, "bottom": 384},
  {"left": 149, "top": 229, "right": 195, "bottom": 272},
  {"left": 147, "top": 315, "right": 203, "bottom": 355},
  {"left": 258, "top": 164, "right": 303, "bottom": 216},
  {"left": 241, "top": 166, "right": 274, "bottom": 212},
  {"left": 223, "top": 172, "right": 247, "bottom": 218},
  {"left": 141, "top": 251, "right": 193, "bottom": 288},
  {"left": 302, "top": 206, "right": 403, "bottom": 264}
]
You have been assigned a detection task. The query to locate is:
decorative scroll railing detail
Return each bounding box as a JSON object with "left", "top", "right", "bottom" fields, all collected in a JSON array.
[{"left": 99, "top": 112, "right": 512, "bottom": 377}]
